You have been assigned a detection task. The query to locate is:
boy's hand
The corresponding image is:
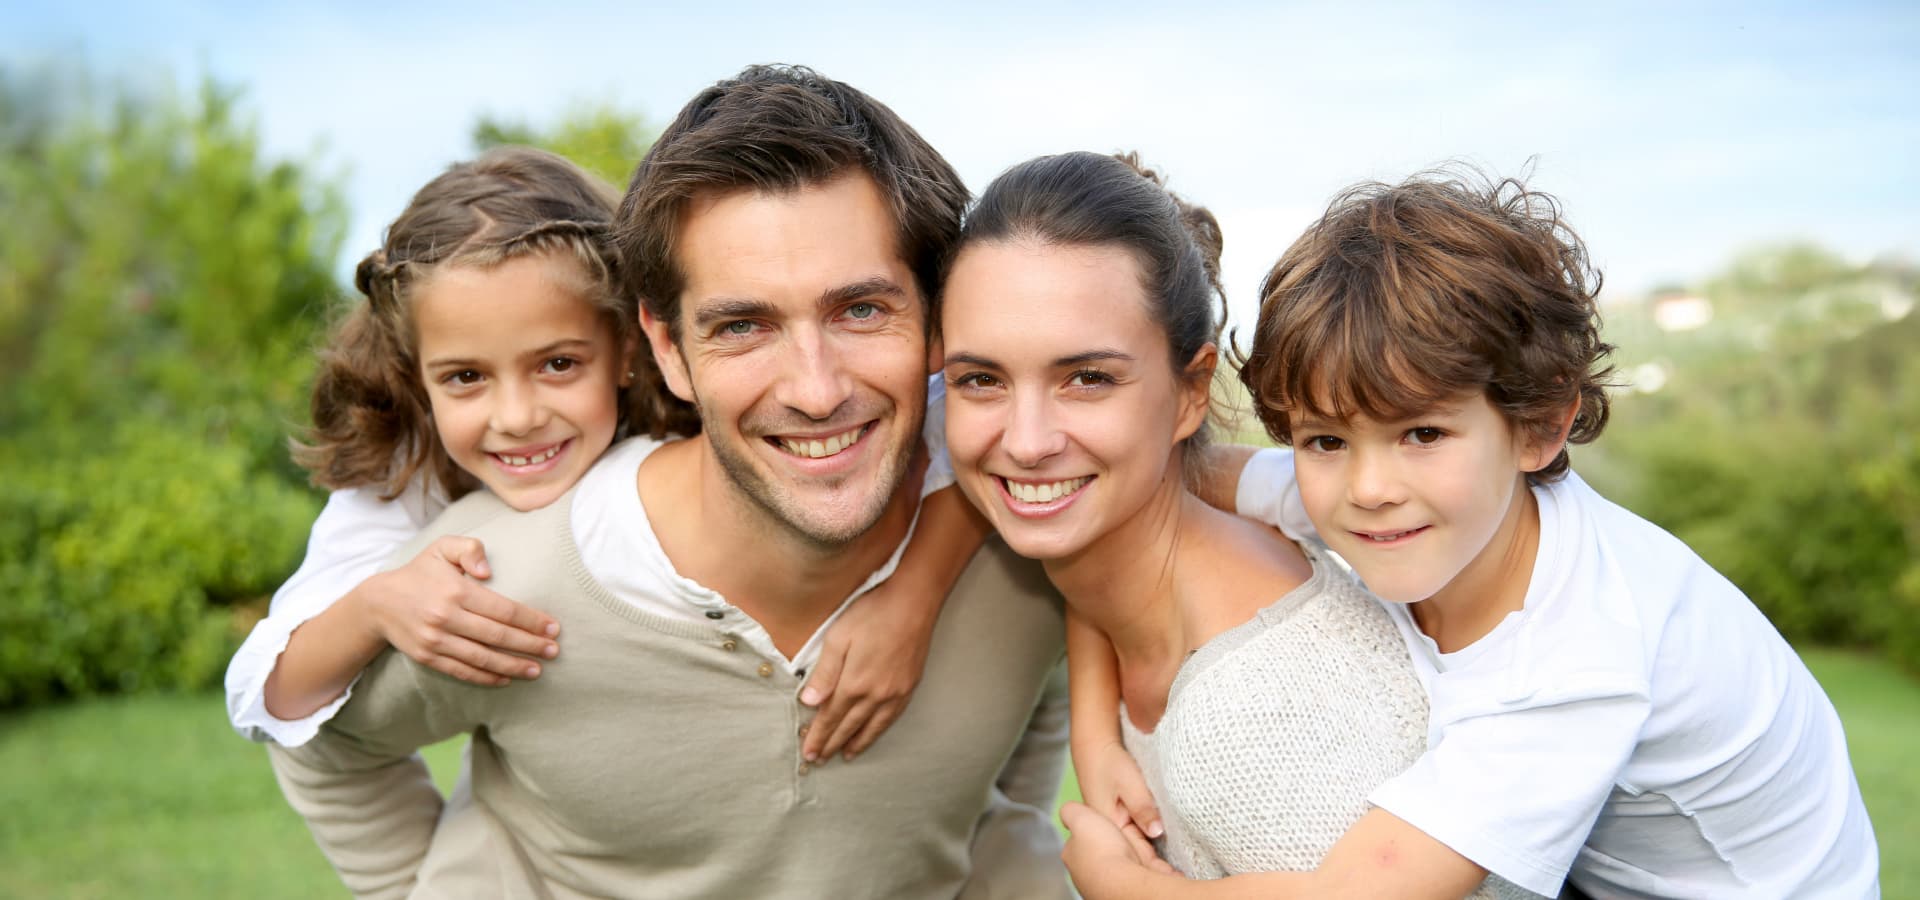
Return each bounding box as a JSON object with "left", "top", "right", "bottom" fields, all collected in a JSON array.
[
  {"left": 359, "top": 536, "right": 560, "bottom": 686},
  {"left": 1079, "top": 739, "right": 1166, "bottom": 849},
  {"left": 797, "top": 580, "right": 938, "bottom": 762},
  {"left": 1061, "top": 802, "right": 1177, "bottom": 898}
]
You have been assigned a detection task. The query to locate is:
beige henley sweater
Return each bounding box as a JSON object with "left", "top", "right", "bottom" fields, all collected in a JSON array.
[{"left": 270, "top": 487, "right": 1070, "bottom": 899}]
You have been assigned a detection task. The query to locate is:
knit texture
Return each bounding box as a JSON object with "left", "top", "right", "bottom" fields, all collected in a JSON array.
[
  {"left": 270, "top": 485, "right": 1072, "bottom": 900},
  {"left": 1122, "top": 544, "right": 1524, "bottom": 897}
]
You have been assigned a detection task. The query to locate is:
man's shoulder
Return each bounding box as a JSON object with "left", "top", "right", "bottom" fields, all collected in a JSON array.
[{"left": 383, "top": 489, "right": 572, "bottom": 572}]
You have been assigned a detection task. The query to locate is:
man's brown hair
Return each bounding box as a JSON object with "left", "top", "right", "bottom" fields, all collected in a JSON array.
[
  {"left": 1237, "top": 168, "right": 1615, "bottom": 481},
  {"left": 614, "top": 64, "right": 969, "bottom": 362}
]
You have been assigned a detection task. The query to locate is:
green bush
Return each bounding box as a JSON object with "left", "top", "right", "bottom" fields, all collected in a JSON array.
[
  {"left": 1588, "top": 248, "right": 1920, "bottom": 673},
  {"left": 0, "top": 64, "right": 340, "bottom": 705}
]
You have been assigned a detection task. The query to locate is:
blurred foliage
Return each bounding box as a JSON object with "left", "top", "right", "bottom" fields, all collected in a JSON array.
[
  {"left": 1585, "top": 244, "right": 1920, "bottom": 674},
  {"left": 0, "top": 62, "right": 341, "bottom": 705},
  {"left": 473, "top": 100, "right": 653, "bottom": 189},
  {"left": 0, "top": 62, "right": 658, "bottom": 709}
]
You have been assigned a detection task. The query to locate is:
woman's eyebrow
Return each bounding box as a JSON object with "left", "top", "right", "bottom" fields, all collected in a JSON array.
[{"left": 1053, "top": 349, "right": 1133, "bottom": 367}]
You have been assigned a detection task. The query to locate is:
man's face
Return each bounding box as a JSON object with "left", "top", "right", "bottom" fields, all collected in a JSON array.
[{"left": 643, "top": 172, "right": 935, "bottom": 547}]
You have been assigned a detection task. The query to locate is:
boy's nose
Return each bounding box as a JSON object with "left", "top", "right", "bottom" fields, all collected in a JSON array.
[{"left": 1347, "top": 450, "right": 1407, "bottom": 509}]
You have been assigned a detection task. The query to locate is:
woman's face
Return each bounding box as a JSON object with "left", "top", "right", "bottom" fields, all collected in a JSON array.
[{"left": 941, "top": 238, "right": 1211, "bottom": 561}]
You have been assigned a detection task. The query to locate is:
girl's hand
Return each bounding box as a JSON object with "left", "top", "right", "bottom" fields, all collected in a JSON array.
[
  {"left": 1079, "top": 738, "right": 1166, "bottom": 850},
  {"left": 359, "top": 536, "right": 560, "bottom": 686},
  {"left": 797, "top": 578, "right": 938, "bottom": 763}
]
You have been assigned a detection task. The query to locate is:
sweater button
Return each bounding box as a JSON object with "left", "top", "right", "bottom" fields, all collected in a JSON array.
[
  {"left": 757, "top": 662, "right": 775, "bottom": 678},
  {"left": 798, "top": 762, "right": 811, "bottom": 776},
  {"left": 720, "top": 639, "right": 738, "bottom": 652},
  {"left": 705, "top": 610, "right": 725, "bottom": 620}
]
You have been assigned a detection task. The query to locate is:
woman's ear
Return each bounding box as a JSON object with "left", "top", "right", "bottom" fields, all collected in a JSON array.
[
  {"left": 639, "top": 305, "right": 696, "bottom": 404},
  {"left": 1520, "top": 397, "right": 1581, "bottom": 473},
  {"left": 1174, "top": 343, "right": 1219, "bottom": 443}
]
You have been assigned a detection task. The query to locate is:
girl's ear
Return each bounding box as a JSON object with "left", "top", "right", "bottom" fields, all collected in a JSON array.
[
  {"left": 1520, "top": 397, "right": 1581, "bottom": 473},
  {"left": 1174, "top": 343, "right": 1218, "bottom": 443},
  {"left": 639, "top": 305, "right": 696, "bottom": 404}
]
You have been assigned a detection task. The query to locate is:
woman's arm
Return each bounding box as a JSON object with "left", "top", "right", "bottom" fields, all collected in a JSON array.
[{"left": 800, "top": 483, "right": 991, "bottom": 761}]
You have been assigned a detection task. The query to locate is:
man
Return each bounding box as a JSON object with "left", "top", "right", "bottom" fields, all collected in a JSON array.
[{"left": 270, "top": 65, "right": 1071, "bottom": 899}]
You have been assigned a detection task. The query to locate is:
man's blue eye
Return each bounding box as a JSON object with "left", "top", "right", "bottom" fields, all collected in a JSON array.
[
  {"left": 848, "top": 303, "right": 877, "bottom": 319},
  {"left": 725, "top": 321, "right": 754, "bottom": 335}
]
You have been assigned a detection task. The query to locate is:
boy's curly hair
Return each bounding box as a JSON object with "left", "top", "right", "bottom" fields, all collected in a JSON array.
[{"left": 1237, "top": 167, "right": 1615, "bottom": 482}]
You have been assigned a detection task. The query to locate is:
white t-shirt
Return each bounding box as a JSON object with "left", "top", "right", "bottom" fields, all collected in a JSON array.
[
  {"left": 225, "top": 378, "right": 956, "bottom": 745},
  {"left": 1236, "top": 448, "right": 1879, "bottom": 898}
]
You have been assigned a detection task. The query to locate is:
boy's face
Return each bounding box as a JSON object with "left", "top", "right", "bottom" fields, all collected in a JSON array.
[{"left": 1288, "top": 391, "right": 1559, "bottom": 609}]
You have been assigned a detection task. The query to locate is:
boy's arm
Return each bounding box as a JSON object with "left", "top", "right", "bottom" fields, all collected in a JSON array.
[
  {"left": 264, "top": 536, "right": 559, "bottom": 722},
  {"left": 1188, "top": 443, "right": 1259, "bottom": 513},
  {"left": 1192, "top": 444, "right": 1317, "bottom": 541},
  {"left": 1062, "top": 804, "right": 1486, "bottom": 900},
  {"left": 801, "top": 483, "right": 991, "bottom": 761}
]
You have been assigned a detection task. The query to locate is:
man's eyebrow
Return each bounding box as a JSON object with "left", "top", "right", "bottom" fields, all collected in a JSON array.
[
  {"left": 820, "top": 276, "right": 907, "bottom": 308},
  {"left": 691, "top": 298, "right": 778, "bottom": 330}
]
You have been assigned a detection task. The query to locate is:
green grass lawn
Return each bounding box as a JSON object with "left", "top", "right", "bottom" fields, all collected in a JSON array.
[{"left": 1, "top": 647, "right": 1912, "bottom": 898}]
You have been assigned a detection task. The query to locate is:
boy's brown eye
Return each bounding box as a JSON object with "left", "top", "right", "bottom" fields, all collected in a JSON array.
[{"left": 1408, "top": 427, "right": 1444, "bottom": 445}]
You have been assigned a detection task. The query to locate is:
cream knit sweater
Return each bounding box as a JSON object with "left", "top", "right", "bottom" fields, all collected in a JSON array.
[{"left": 1121, "top": 544, "right": 1524, "bottom": 897}]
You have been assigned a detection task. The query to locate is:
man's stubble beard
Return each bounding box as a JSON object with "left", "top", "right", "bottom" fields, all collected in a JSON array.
[{"left": 698, "top": 393, "right": 926, "bottom": 551}]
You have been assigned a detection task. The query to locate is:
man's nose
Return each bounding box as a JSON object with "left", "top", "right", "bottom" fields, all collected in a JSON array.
[{"left": 776, "top": 327, "right": 854, "bottom": 421}]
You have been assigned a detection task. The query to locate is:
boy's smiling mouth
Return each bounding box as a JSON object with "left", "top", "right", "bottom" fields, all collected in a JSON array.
[{"left": 1355, "top": 525, "right": 1429, "bottom": 544}]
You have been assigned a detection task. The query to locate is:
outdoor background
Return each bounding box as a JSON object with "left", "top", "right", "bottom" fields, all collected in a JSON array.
[{"left": 2, "top": 1, "right": 1916, "bottom": 897}]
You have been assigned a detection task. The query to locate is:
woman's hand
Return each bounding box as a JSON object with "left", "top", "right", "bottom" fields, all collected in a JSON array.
[
  {"left": 358, "top": 536, "right": 559, "bottom": 686},
  {"left": 1078, "top": 737, "right": 1166, "bottom": 855},
  {"left": 798, "top": 577, "right": 937, "bottom": 762},
  {"left": 1062, "top": 802, "right": 1180, "bottom": 899}
]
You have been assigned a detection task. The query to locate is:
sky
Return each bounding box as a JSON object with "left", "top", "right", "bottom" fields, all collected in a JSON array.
[{"left": 8, "top": 0, "right": 1918, "bottom": 333}]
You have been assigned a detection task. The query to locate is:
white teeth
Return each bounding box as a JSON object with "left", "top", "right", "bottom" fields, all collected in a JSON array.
[
  {"left": 779, "top": 426, "right": 863, "bottom": 459},
  {"left": 498, "top": 445, "right": 561, "bottom": 467},
  {"left": 1368, "top": 529, "right": 1414, "bottom": 542},
  {"left": 1006, "top": 477, "right": 1089, "bottom": 504}
]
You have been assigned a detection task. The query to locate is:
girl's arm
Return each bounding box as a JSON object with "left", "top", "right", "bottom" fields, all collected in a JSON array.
[
  {"left": 263, "top": 535, "right": 559, "bottom": 720},
  {"left": 1067, "top": 611, "right": 1168, "bottom": 868},
  {"left": 227, "top": 484, "right": 557, "bottom": 745},
  {"left": 800, "top": 482, "right": 990, "bottom": 762},
  {"left": 1062, "top": 804, "right": 1486, "bottom": 900}
]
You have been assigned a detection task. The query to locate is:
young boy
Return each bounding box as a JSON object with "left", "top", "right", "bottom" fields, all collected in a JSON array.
[{"left": 1060, "top": 172, "right": 1880, "bottom": 898}]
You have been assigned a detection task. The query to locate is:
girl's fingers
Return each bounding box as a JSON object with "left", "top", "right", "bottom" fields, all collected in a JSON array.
[
  {"left": 815, "top": 696, "right": 875, "bottom": 762},
  {"left": 459, "top": 587, "right": 559, "bottom": 640},
  {"left": 447, "top": 607, "right": 558, "bottom": 659},
  {"left": 420, "top": 651, "right": 511, "bottom": 688},
  {"left": 432, "top": 632, "right": 542, "bottom": 681}
]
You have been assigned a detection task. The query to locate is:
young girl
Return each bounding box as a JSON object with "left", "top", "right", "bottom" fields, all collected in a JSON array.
[
  {"left": 224, "top": 146, "right": 987, "bottom": 765},
  {"left": 1061, "top": 171, "right": 1880, "bottom": 898}
]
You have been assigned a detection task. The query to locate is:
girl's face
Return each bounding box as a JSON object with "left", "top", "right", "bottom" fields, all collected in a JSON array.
[
  {"left": 414, "top": 253, "right": 632, "bottom": 511},
  {"left": 941, "top": 239, "right": 1210, "bottom": 562}
]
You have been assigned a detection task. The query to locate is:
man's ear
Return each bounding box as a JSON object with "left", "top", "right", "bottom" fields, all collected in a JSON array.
[
  {"left": 639, "top": 304, "right": 696, "bottom": 404},
  {"left": 1174, "top": 343, "right": 1219, "bottom": 443},
  {"left": 1521, "top": 397, "right": 1581, "bottom": 473}
]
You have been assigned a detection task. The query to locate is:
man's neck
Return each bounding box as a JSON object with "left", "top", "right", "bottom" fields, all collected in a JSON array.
[{"left": 636, "top": 438, "right": 924, "bottom": 657}]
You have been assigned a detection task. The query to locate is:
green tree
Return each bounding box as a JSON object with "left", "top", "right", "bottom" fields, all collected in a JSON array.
[
  {"left": 0, "top": 63, "right": 343, "bottom": 705},
  {"left": 473, "top": 100, "right": 654, "bottom": 188}
]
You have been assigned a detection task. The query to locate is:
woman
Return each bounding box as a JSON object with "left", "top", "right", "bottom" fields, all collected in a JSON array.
[{"left": 939, "top": 152, "right": 1505, "bottom": 896}]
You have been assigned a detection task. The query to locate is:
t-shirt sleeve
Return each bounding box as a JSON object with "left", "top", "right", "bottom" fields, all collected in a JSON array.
[
  {"left": 921, "top": 373, "right": 955, "bottom": 495},
  {"left": 1233, "top": 447, "right": 1316, "bottom": 541},
  {"left": 224, "top": 481, "right": 439, "bottom": 744},
  {"left": 1369, "top": 667, "right": 1651, "bottom": 896}
]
